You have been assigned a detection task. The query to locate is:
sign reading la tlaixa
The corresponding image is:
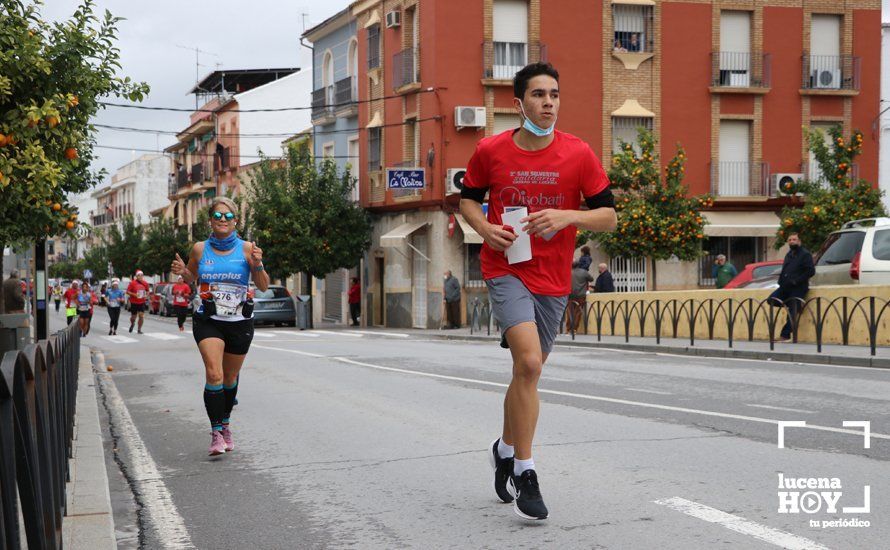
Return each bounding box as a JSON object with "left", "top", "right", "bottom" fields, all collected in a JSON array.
[{"left": 387, "top": 168, "right": 425, "bottom": 189}]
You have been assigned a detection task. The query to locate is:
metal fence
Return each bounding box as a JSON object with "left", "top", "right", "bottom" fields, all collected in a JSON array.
[
  {"left": 802, "top": 54, "right": 860, "bottom": 91},
  {"left": 1, "top": 321, "right": 80, "bottom": 549},
  {"left": 711, "top": 51, "right": 772, "bottom": 88},
  {"left": 470, "top": 295, "right": 889, "bottom": 356},
  {"left": 711, "top": 160, "right": 770, "bottom": 197}
]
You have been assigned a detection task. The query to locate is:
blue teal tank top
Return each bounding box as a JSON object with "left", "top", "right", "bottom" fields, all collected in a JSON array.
[{"left": 197, "top": 239, "right": 251, "bottom": 321}]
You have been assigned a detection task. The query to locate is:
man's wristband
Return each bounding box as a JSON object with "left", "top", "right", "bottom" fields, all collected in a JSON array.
[{"left": 253, "top": 263, "right": 265, "bottom": 272}]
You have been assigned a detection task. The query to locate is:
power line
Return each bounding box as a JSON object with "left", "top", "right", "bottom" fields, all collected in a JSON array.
[
  {"left": 98, "top": 87, "right": 436, "bottom": 113},
  {"left": 94, "top": 144, "right": 374, "bottom": 161}
]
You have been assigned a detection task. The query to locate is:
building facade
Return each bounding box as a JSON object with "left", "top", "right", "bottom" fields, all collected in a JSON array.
[
  {"left": 881, "top": 21, "right": 890, "bottom": 212},
  {"left": 92, "top": 154, "right": 169, "bottom": 229},
  {"left": 343, "top": 0, "right": 880, "bottom": 328}
]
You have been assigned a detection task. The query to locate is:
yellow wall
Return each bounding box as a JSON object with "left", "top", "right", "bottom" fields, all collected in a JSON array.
[{"left": 583, "top": 286, "right": 890, "bottom": 346}]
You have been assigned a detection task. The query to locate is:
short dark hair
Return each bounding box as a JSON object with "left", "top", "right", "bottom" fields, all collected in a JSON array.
[
  {"left": 788, "top": 232, "right": 800, "bottom": 239},
  {"left": 513, "top": 62, "right": 559, "bottom": 100},
  {"left": 351, "top": 277, "right": 359, "bottom": 284},
  {"left": 581, "top": 246, "right": 591, "bottom": 255}
]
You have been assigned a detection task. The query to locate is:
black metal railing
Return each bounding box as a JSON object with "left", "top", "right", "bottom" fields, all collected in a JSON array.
[
  {"left": 1, "top": 322, "right": 80, "bottom": 549},
  {"left": 483, "top": 41, "right": 547, "bottom": 80},
  {"left": 710, "top": 160, "right": 770, "bottom": 197},
  {"left": 393, "top": 48, "right": 419, "bottom": 89},
  {"left": 334, "top": 76, "right": 357, "bottom": 106},
  {"left": 802, "top": 54, "right": 860, "bottom": 91},
  {"left": 711, "top": 51, "right": 772, "bottom": 88},
  {"left": 311, "top": 86, "right": 334, "bottom": 120},
  {"left": 190, "top": 162, "right": 204, "bottom": 184},
  {"left": 470, "top": 295, "right": 889, "bottom": 356}
]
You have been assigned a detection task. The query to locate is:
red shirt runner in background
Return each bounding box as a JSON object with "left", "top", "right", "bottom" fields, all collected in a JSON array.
[
  {"left": 172, "top": 283, "right": 192, "bottom": 306},
  {"left": 127, "top": 279, "right": 151, "bottom": 304},
  {"left": 63, "top": 287, "right": 78, "bottom": 308},
  {"left": 348, "top": 283, "right": 360, "bottom": 305},
  {"left": 462, "top": 130, "right": 611, "bottom": 296}
]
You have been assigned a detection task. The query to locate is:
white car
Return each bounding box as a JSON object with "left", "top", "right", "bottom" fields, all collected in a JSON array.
[{"left": 811, "top": 217, "right": 890, "bottom": 286}]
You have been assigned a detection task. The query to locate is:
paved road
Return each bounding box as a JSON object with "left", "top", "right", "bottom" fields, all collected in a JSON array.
[{"left": 54, "top": 308, "right": 890, "bottom": 549}]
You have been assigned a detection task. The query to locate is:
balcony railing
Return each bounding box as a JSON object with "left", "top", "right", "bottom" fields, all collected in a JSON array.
[
  {"left": 483, "top": 41, "right": 547, "bottom": 80},
  {"left": 191, "top": 162, "right": 204, "bottom": 184},
  {"left": 802, "top": 54, "right": 860, "bottom": 91},
  {"left": 334, "top": 76, "right": 358, "bottom": 106},
  {"left": 806, "top": 160, "right": 859, "bottom": 189},
  {"left": 711, "top": 51, "right": 771, "bottom": 88},
  {"left": 311, "top": 86, "right": 334, "bottom": 120},
  {"left": 710, "top": 160, "right": 770, "bottom": 197},
  {"left": 393, "top": 48, "right": 419, "bottom": 89}
]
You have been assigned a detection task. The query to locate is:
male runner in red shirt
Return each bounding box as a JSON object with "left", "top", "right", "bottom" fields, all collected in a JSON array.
[
  {"left": 461, "top": 62, "right": 616, "bottom": 520},
  {"left": 126, "top": 270, "right": 151, "bottom": 334}
]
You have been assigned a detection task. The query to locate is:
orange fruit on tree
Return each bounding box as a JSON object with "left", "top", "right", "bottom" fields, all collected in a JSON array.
[
  {"left": 64, "top": 148, "right": 77, "bottom": 160},
  {"left": 46, "top": 116, "right": 59, "bottom": 128},
  {"left": 0, "top": 134, "right": 6, "bottom": 147},
  {"left": 65, "top": 221, "right": 75, "bottom": 230},
  {"left": 52, "top": 203, "right": 61, "bottom": 211}
]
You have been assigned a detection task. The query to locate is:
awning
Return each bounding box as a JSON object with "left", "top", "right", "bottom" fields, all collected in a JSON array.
[
  {"left": 380, "top": 221, "right": 428, "bottom": 248},
  {"left": 703, "top": 211, "right": 781, "bottom": 237},
  {"left": 455, "top": 214, "right": 483, "bottom": 244}
]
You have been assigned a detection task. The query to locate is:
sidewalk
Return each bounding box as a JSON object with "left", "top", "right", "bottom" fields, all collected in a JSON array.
[
  {"left": 62, "top": 346, "right": 116, "bottom": 549},
  {"left": 394, "top": 326, "right": 890, "bottom": 369}
]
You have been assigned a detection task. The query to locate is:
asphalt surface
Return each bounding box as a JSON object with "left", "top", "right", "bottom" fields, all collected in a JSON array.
[{"left": 54, "top": 308, "right": 890, "bottom": 549}]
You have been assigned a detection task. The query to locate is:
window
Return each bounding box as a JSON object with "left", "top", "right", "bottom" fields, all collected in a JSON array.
[
  {"left": 809, "top": 15, "right": 841, "bottom": 89},
  {"left": 807, "top": 122, "right": 837, "bottom": 187},
  {"left": 493, "top": 0, "right": 528, "bottom": 79},
  {"left": 368, "top": 127, "right": 381, "bottom": 172},
  {"left": 718, "top": 11, "right": 751, "bottom": 87},
  {"left": 493, "top": 113, "right": 519, "bottom": 135},
  {"left": 612, "top": 4, "right": 653, "bottom": 53},
  {"left": 717, "top": 120, "right": 751, "bottom": 196},
  {"left": 348, "top": 39, "right": 358, "bottom": 77},
  {"left": 465, "top": 244, "right": 485, "bottom": 288},
  {"left": 322, "top": 142, "right": 335, "bottom": 159},
  {"left": 367, "top": 24, "right": 380, "bottom": 69},
  {"left": 752, "top": 264, "right": 783, "bottom": 279},
  {"left": 348, "top": 136, "right": 360, "bottom": 202},
  {"left": 872, "top": 230, "right": 890, "bottom": 261},
  {"left": 699, "top": 236, "right": 764, "bottom": 286},
  {"left": 612, "top": 116, "right": 652, "bottom": 154},
  {"left": 816, "top": 232, "right": 865, "bottom": 266}
]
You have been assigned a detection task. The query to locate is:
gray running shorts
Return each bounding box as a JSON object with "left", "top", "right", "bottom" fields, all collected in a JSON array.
[{"left": 485, "top": 275, "right": 568, "bottom": 355}]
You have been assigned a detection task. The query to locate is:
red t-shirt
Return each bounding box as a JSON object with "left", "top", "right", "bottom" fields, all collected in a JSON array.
[
  {"left": 463, "top": 130, "right": 611, "bottom": 296},
  {"left": 127, "top": 280, "right": 151, "bottom": 304},
  {"left": 64, "top": 288, "right": 78, "bottom": 308},
  {"left": 172, "top": 283, "right": 192, "bottom": 306},
  {"left": 348, "top": 284, "right": 360, "bottom": 304}
]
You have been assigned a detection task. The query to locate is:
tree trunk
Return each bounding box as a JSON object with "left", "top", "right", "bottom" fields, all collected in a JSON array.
[{"left": 650, "top": 257, "right": 658, "bottom": 291}]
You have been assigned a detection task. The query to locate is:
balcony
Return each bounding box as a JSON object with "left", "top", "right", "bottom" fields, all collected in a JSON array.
[
  {"left": 482, "top": 41, "right": 547, "bottom": 82},
  {"left": 191, "top": 162, "right": 204, "bottom": 184},
  {"left": 393, "top": 48, "right": 419, "bottom": 91},
  {"left": 311, "top": 86, "right": 335, "bottom": 125},
  {"left": 710, "top": 52, "right": 771, "bottom": 92},
  {"left": 710, "top": 161, "right": 770, "bottom": 197},
  {"left": 801, "top": 54, "right": 860, "bottom": 94},
  {"left": 805, "top": 160, "right": 859, "bottom": 189},
  {"left": 334, "top": 76, "right": 358, "bottom": 117}
]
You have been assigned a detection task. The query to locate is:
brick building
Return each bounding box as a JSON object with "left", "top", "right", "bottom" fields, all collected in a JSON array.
[{"left": 346, "top": 0, "right": 881, "bottom": 328}]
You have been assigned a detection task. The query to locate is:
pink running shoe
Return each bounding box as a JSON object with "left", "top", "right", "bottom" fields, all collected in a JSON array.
[
  {"left": 220, "top": 426, "right": 234, "bottom": 452},
  {"left": 208, "top": 431, "right": 226, "bottom": 456}
]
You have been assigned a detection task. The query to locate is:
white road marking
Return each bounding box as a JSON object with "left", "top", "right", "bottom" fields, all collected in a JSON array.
[
  {"left": 541, "top": 376, "right": 574, "bottom": 383},
  {"left": 252, "top": 332, "right": 276, "bottom": 338},
  {"left": 101, "top": 335, "right": 138, "bottom": 344},
  {"left": 624, "top": 387, "right": 673, "bottom": 395},
  {"left": 253, "top": 344, "right": 325, "bottom": 358},
  {"left": 746, "top": 403, "right": 817, "bottom": 414},
  {"left": 98, "top": 372, "right": 193, "bottom": 549},
  {"left": 654, "top": 497, "right": 829, "bottom": 550},
  {"left": 312, "top": 330, "right": 363, "bottom": 338},
  {"left": 349, "top": 330, "right": 409, "bottom": 338},
  {"left": 272, "top": 330, "right": 319, "bottom": 338},
  {"left": 144, "top": 332, "right": 181, "bottom": 341},
  {"left": 98, "top": 320, "right": 109, "bottom": 326}
]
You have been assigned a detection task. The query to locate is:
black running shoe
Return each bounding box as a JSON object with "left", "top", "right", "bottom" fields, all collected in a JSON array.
[
  {"left": 488, "top": 438, "right": 514, "bottom": 503},
  {"left": 512, "top": 469, "right": 548, "bottom": 520},
  {"left": 128, "top": 322, "right": 134, "bottom": 333}
]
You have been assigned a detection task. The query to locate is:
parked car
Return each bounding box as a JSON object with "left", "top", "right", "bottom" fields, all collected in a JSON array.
[
  {"left": 812, "top": 218, "right": 890, "bottom": 286},
  {"left": 734, "top": 276, "right": 779, "bottom": 290},
  {"left": 149, "top": 282, "right": 171, "bottom": 314},
  {"left": 251, "top": 285, "right": 296, "bottom": 327},
  {"left": 159, "top": 284, "right": 194, "bottom": 317},
  {"left": 724, "top": 260, "right": 784, "bottom": 289}
]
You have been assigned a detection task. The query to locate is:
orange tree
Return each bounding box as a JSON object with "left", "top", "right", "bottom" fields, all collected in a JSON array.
[
  {"left": 776, "top": 126, "right": 886, "bottom": 250},
  {"left": 581, "top": 129, "right": 713, "bottom": 266},
  {"left": 0, "top": 0, "right": 148, "bottom": 250}
]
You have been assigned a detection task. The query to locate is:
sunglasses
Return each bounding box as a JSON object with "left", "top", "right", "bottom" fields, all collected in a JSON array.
[{"left": 212, "top": 211, "right": 235, "bottom": 221}]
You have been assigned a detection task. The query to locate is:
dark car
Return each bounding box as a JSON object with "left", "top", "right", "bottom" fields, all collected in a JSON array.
[
  {"left": 252, "top": 285, "right": 296, "bottom": 327},
  {"left": 149, "top": 283, "right": 171, "bottom": 314},
  {"left": 159, "top": 284, "right": 194, "bottom": 317}
]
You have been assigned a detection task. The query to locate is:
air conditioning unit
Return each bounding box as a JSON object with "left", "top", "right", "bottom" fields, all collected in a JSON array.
[
  {"left": 454, "top": 106, "right": 486, "bottom": 129},
  {"left": 771, "top": 173, "right": 804, "bottom": 195},
  {"left": 446, "top": 168, "right": 467, "bottom": 194},
  {"left": 812, "top": 69, "right": 841, "bottom": 89},
  {"left": 385, "top": 10, "right": 401, "bottom": 28}
]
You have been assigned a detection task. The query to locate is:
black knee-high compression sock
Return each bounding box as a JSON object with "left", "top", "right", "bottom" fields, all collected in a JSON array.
[
  {"left": 203, "top": 384, "right": 225, "bottom": 431},
  {"left": 222, "top": 381, "right": 238, "bottom": 425}
]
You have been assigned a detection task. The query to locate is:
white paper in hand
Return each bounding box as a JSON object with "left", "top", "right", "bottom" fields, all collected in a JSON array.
[{"left": 502, "top": 207, "right": 532, "bottom": 264}]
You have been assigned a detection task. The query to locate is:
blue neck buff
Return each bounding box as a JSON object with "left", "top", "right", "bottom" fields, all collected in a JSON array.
[
  {"left": 208, "top": 231, "right": 238, "bottom": 251},
  {"left": 519, "top": 103, "right": 556, "bottom": 137}
]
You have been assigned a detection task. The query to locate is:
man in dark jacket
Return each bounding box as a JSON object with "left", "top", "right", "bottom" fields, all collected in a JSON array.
[
  {"left": 768, "top": 233, "right": 815, "bottom": 341},
  {"left": 2, "top": 270, "right": 25, "bottom": 313},
  {"left": 443, "top": 271, "right": 462, "bottom": 329},
  {"left": 594, "top": 263, "right": 615, "bottom": 293},
  {"left": 566, "top": 261, "right": 593, "bottom": 332}
]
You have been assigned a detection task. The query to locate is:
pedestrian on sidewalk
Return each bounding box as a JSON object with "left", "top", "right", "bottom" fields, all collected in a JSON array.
[
  {"left": 126, "top": 270, "right": 150, "bottom": 334},
  {"left": 171, "top": 197, "right": 270, "bottom": 456},
  {"left": 460, "top": 61, "right": 616, "bottom": 521},
  {"left": 2, "top": 270, "right": 25, "bottom": 313},
  {"left": 348, "top": 277, "right": 361, "bottom": 327},
  {"left": 443, "top": 270, "right": 462, "bottom": 329},
  {"left": 593, "top": 263, "right": 615, "bottom": 293},
  {"left": 566, "top": 261, "right": 593, "bottom": 332},
  {"left": 52, "top": 282, "right": 62, "bottom": 312},
  {"left": 64, "top": 280, "right": 79, "bottom": 325},
  {"left": 768, "top": 233, "right": 815, "bottom": 342},
  {"left": 172, "top": 275, "right": 192, "bottom": 332},
  {"left": 712, "top": 254, "right": 738, "bottom": 289},
  {"left": 577, "top": 245, "right": 593, "bottom": 271},
  {"left": 105, "top": 279, "right": 124, "bottom": 335}
]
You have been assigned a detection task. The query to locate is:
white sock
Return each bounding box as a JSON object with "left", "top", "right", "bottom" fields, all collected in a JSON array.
[
  {"left": 514, "top": 457, "right": 535, "bottom": 476},
  {"left": 497, "top": 439, "right": 514, "bottom": 459}
]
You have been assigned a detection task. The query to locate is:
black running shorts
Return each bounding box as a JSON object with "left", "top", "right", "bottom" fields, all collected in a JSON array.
[
  {"left": 130, "top": 303, "right": 146, "bottom": 313},
  {"left": 192, "top": 316, "right": 254, "bottom": 355}
]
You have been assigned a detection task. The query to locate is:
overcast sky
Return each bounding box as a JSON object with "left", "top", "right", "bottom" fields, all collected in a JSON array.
[{"left": 43, "top": 0, "right": 352, "bottom": 185}]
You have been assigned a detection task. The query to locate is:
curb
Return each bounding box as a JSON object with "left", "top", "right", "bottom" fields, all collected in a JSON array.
[
  {"left": 62, "top": 346, "right": 116, "bottom": 550},
  {"left": 428, "top": 332, "right": 890, "bottom": 370}
]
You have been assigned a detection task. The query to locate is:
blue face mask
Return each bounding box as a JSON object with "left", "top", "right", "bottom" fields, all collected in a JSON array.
[{"left": 519, "top": 102, "right": 556, "bottom": 137}]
